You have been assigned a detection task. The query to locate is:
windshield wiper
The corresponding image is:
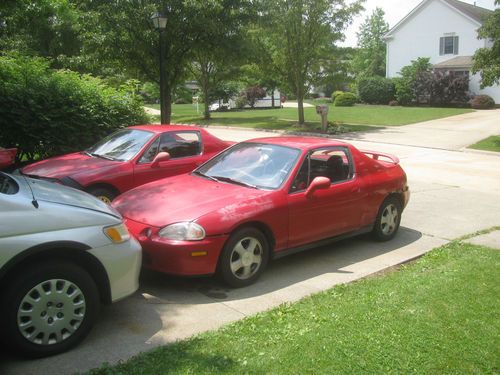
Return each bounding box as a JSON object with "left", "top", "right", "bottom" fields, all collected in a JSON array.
[
  {"left": 192, "top": 170, "right": 219, "bottom": 182},
  {"left": 211, "top": 176, "right": 258, "bottom": 189},
  {"left": 90, "top": 153, "right": 117, "bottom": 161}
]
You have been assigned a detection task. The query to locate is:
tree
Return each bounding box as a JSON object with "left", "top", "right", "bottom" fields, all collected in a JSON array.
[
  {"left": 76, "top": 0, "right": 253, "bottom": 124},
  {"left": 472, "top": 0, "right": 500, "bottom": 88},
  {"left": 188, "top": 4, "right": 253, "bottom": 120},
  {"left": 0, "top": 0, "right": 81, "bottom": 67},
  {"left": 352, "top": 7, "right": 389, "bottom": 78},
  {"left": 260, "top": 0, "right": 363, "bottom": 125}
]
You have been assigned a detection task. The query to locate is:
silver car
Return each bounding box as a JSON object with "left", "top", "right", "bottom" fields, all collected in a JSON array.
[{"left": 0, "top": 172, "right": 142, "bottom": 357}]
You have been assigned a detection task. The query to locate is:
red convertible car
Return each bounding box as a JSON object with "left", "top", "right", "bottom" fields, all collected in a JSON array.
[
  {"left": 21, "top": 125, "right": 231, "bottom": 202},
  {"left": 113, "top": 137, "right": 410, "bottom": 287},
  {"left": 0, "top": 147, "right": 17, "bottom": 170}
]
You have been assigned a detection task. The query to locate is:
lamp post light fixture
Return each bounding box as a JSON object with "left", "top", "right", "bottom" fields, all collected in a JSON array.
[{"left": 151, "top": 12, "right": 168, "bottom": 124}]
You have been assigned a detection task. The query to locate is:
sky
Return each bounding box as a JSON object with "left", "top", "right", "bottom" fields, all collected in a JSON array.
[{"left": 340, "top": 0, "right": 498, "bottom": 47}]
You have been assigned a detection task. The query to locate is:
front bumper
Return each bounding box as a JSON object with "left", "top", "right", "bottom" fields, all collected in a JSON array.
[
  {"left": 89, "top": 236, "right": 142, "bottom": 302},
  {"left": 124, "top": 218, "right": 229, "bottom": 276}
]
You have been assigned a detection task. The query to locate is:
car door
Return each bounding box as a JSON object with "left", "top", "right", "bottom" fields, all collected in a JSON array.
[
  {"left": 286, "top": 147, "right": 365, "bottom": 249},
  {"left": 133, "top": 131, "right": 205, "bottom": 187}
]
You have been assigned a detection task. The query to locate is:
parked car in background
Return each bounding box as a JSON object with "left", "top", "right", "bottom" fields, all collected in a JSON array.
[
  {"left": 0, "top": 147, "right": 17, "bottom": 170},
  {"left": 0, "top": 172, "right": 141, "bottom": 357},
  {"left": 21, "top": 125, "right": 231, "bottom": 203},
  {"left": 113, "top": 137, "right": 410, "bottom": 287}
]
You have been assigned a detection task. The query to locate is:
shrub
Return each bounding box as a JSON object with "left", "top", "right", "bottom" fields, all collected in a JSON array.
[
  {"left": 430, "top": 71, "right": 469, "bottom": 106},
  {"left": 332, "top": 90, "right": 344, "bottom": 101},
  {"left": 357, "top": 76, "right": 395, "bottom": 104},
  {"left": 334, "top": 92, "right": 357, "bottom": 107},
  {"left": 394, "top": 57, "right": 433, "bottom": 105},
  {"left": 234, "top": 95, "right": 248, "bottom": 109},
  {"left": 140, "top": 81, "right": 160, "bottom": 103},
  {"left": 469, "top": 95, "right": 495, "bottom": 109},
  {"left": 0, "top": 55, "right": 149, "bottom": 162}
]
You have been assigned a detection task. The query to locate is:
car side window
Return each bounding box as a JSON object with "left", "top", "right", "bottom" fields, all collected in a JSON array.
[
  {"left": 138, "top": 136, "right": 160, "bottom": 163},
  {"left": 159, "top": 131, "right": 201, "bottom": 159},
  {"left": 289, "top": 147, "right": 353, "bottom": 193}
]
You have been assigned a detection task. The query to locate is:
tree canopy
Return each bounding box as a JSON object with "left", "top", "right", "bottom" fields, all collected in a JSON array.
[
  {"left": 472, "top": 0, "right": 500, "bottom": 88},
  {"left": 352, "top": 7, "right": 389, "bottom": 78},
  {"left": 259, "top": 0, "right": 363, "bottom": 124}
]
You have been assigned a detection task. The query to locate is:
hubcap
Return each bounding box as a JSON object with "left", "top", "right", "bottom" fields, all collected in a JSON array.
[
  {"left": 230, "top": 237, "right": 263, "bottom": 280},
  {"left": 17, "top": 279, "right": 86, "bottom": 346},
  {"left": 380, "top": 203, "right": 398, "bottom": 235},
  {"left": 97, "top": 195, "right": 112, "bottom": 204}
]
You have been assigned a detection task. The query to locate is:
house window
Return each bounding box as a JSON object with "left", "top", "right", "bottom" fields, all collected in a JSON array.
[{"left": 439, "top": 36, "right": 459, "bottom": 55}]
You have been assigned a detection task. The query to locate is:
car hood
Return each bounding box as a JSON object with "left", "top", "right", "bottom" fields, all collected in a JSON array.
[
  {"left": 21, "top": 152, "right": 119, "bottom": 180},
  {"left": 24, "top": 176, "right": 121, "bottom": 218},
  {"left": 112, "top": 174, "right": 270, "bottom": 227}
]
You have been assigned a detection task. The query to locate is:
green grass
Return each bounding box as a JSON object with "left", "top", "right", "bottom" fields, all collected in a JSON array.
[
  {"left": 468, "top": 135, "right": 500, "bottom": 152},
  {"left": 88, "top": 241, "right": 499, "bottom": 374},
  {"left": 146, "top": 103, "right": 473, "bottom": 131}
]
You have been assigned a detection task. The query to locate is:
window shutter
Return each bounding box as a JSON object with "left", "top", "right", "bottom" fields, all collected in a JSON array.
[
  {"left": 454, "top": 36, "right": 459, "bottom": 55},
  {"left": 439, "top": 37, "right": 444, "bottom": 55}
]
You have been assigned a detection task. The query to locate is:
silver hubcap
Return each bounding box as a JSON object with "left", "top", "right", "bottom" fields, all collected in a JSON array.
[
  {"left": 17, "top": 279, "right": 86, "bottom": 346},
  {"left": 380, "top": 203, "right": 398, "bottom": 235},
  {"left": 230, "top": 237, "right": 263, "bottom": 280}
]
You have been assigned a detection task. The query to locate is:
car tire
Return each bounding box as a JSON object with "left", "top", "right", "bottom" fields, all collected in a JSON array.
[
  {"left": 87, "top": 187, "right": 116, "bottom": 204},
  {"left": 218, "top": 228, "right": 269, "bottom": 288},
  {"left": 372, "top": 196, "right": 402, "bottom": 241},
  {"left": 0, "top": 261, "right": 100, "bottom": 358}
]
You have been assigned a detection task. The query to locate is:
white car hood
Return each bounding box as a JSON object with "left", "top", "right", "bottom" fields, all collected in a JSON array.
[{"left": 26, "top": 177, "right": 121, "bottom": 218}]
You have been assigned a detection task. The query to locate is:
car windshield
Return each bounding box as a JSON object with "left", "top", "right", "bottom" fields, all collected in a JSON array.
[
  {"left": 86, "top": 129, "right": 154, "bottom": 161},
  {"left": 195, "top": 142, "right": 301, "bottom": 190}
]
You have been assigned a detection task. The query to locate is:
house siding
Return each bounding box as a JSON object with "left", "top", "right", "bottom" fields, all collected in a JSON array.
[{"left": 385, "top": 0, "right": 499, "bottom": 102}]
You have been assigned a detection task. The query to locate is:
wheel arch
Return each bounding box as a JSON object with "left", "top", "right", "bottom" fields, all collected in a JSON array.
[
  {"left": 85, "top": 182, "right": 121, "bottom": 197},
  {"left": 0, "top": 241, "right": 112, "bottom": 304},
  {"left": 386, "top": 191, "right": 405, "bottom": 210},
  {"left": 227, "top": 221, "right": 276, "bottom": 255}
]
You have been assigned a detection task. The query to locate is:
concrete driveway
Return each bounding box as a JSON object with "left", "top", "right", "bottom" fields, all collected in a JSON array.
[{"left": 2, "top": 110, "right": 500, "bottom": 375}]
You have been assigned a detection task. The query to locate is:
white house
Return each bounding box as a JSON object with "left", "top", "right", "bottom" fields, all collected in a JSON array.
[{"left": 385, "top": 0, "right": 499, "bottom": 103}]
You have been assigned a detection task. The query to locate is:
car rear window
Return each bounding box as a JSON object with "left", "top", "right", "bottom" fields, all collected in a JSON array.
[{"left": 0, "top": 173, "right": 19, "bottom": 195}]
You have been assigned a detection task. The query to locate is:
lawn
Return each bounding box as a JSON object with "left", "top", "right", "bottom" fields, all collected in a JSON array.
[
  {"left": 88, "top": 240, "right": 499, "bottom": 374},
  {"left": 146, "top": 103, "right": 472, "bottom": 131},
  {"left": 468, "top": 135, "right": 500, "bottom": 152}
]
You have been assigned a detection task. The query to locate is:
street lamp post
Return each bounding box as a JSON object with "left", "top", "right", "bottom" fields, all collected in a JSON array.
[{"left": 151, "top": 12, "right": 168, "bottom": 124}]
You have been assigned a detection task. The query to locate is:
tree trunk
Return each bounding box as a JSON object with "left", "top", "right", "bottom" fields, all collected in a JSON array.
[
  {"left": 271, "top": 87, "right": 275, "bottom": 108},
  {"left": 203, "top": 85, "right": 210, "bottom": 120},
  {"left": 297, "top": 90, "right": 305, "bottom": 125}
]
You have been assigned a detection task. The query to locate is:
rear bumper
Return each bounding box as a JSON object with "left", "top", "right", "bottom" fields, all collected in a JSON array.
[{"left": 124, "top": 218, "right": 229, "bottom": 276}]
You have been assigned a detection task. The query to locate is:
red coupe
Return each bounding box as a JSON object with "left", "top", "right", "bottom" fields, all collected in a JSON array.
[
  {"left": 21, "top": 125, "right": 231, "bottom": 202},
  {"left": 0, "top": 147, "right": 17, "bottom": 170},
  {"left": 113, "top": 137, "right": 410, "bottom": 287}
]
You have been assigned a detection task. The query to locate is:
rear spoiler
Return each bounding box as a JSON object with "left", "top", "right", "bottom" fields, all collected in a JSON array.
[{"left": 361, "top": 150, "right": 399, "bottom": 164}]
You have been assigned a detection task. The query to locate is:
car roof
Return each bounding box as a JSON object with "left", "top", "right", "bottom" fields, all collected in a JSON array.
[
  {"left": 127, "top": 124, "right": 203, "bottom": 134},
  {"left": 244, "top": 136, "right": 351, "bottom": 150}
]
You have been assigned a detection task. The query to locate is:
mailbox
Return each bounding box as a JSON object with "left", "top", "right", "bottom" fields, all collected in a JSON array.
[{"left": 315, "top": 105, "right": 329, "bottom": 115}]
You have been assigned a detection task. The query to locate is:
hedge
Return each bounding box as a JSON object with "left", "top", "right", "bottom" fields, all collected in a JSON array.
[
  {"left": 0, "top": 55, "right": 149, "bottom": 162},
  {"left": 334, "top": 92, "right": 357, "bottom": 107}
]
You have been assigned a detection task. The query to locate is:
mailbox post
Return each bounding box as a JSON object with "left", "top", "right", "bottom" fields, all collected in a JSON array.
[{"left": 315, "top": 104, "right": 329, "bottom": 132}]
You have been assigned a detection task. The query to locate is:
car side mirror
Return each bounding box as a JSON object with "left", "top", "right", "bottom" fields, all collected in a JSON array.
[
  {"left": 305, "top": 176, "right": 330, "bottom": 198},
  {"left": 151, "top": 152, "right": 170, "bottom": 168}
]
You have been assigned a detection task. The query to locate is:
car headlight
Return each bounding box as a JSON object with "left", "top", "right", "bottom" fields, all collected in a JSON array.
[
  {"left": 158, "top": 222, "right": 205, "bottom": 241},
  {"left": 104, "top": 223, "right": 131, "bottom": 243}
]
